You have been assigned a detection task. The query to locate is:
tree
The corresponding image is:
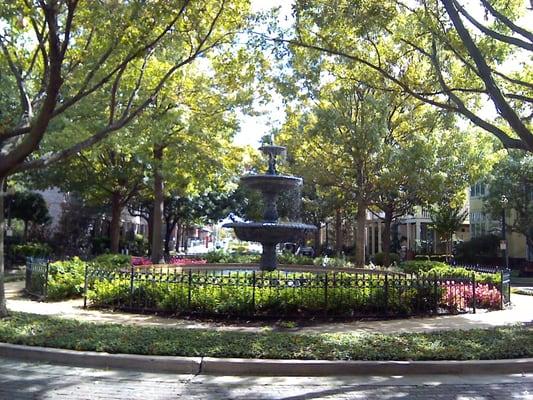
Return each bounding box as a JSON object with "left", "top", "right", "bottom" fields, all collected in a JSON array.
[
  {"left": 5, "top": 191, "right": 50, "bottom": 241},
  {"left": 284, "top": 0, "right": 533, "bottom": 152},
  {"left": 484, "top": 150, "right": 533, "bottom": 254},
  {"left": 0, "top": 0, "right": 254, "bottom": 317},
  {"left": 30, "top": 142, "right": 146, "bottom": 253},
  {"left": 430, "top": 203, "right": 469, "bottom": 257},
  {"left": 279, "top": 74, "right": 492, "bottom": 265}
]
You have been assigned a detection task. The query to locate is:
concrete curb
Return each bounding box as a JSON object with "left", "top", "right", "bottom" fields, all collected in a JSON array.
[
  {"left": 1, "top": 343, "right": 532, "bottom": 376},
  {"left": 201, "top": 357, "right": 533, "bottom": 376},
  {"left": 0, "top": 343, "right": 201, "bottom": 374}
]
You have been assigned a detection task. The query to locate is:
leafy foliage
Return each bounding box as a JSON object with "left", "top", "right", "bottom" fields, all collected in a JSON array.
[
  {"left": 11, "top": 242, "right": 52, "bottom": 258},
  {"left": 46, "top": 258, "right": 86, "bottom": 300},
  {"left": 399, "top": 261, "right": 501, "bottom": 285},
  {"left": 484, "top": 151, "right": 533, "bottom": 251}
]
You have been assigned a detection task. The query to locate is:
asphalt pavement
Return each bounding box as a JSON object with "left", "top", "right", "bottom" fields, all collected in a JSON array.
[{"left": 1, "top": 357, "right": 532, "bottom": 400}]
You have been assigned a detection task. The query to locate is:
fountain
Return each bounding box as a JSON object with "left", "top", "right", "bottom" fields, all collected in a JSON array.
[{"left": 223, "top": 144, "right": 317, "bottom": 271}]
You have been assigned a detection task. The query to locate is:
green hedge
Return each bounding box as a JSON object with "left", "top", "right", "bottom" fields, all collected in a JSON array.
[
  {"left": 47, "top": 257, "right": 86, "bottom": 300},
  {"left": 87, "top": 271, "right": 443, "bottom": 317},
  {"left": 13, "top": 242, "right": 52, "bottom": 258},
  {"left": 92, "top": 254, "right": 132, "bottom": 271},
  {"left": 414, "top": 254, "right": 451, "bottom": 263},
  {"left": 400, "top": 261, "right": 501, "bottom": 284},
  {"left": 372, "top": 252, "right": 400, "bottom": 266},
  {"left": 46, "top": 255, "right": 131, "bottom": 300}
]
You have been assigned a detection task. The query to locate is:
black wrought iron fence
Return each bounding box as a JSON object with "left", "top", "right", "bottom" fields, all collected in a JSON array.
[
  {"left": 24, "top": 257, "right": 49, "bottom": 299},
  {"left": 83, "top": 266, "right": 507, "bottom": 319}
]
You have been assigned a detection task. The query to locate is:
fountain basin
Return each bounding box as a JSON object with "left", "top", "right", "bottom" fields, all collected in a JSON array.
[{"left": 223, "top": 221, "right": 316, "bottom": 244}]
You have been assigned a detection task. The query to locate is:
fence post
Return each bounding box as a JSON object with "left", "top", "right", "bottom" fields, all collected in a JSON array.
[
  {"left": 44, "top": 260, "right": 50, "bottom": 301},
  {"left": 83, "top": 262, "right": 89, "bottom": 309},
  {"left": 500, "top": 269, "right": 504, "bottom": 310},
  {"left": 187, "top": 269, "right": 192, "bottom": 309},
  {"left": 252, "top": 270, "right": 256, "bottom": 313},
  {"left": 384, "top": 273, "right": 389, "bottom": 316},
  {"left": 129, "top": 265, "right": 134, "bottom": 310},
  {"left": 507, "top": 269, "right": 511, "bottom": 307},
  {"left": 433, "top": 272, "right": 438, "bottom": 314},
  {"left": 324, "top": 273, "right": 328, "bottom": 316},
  {"left": 472, "top": 272, "right": 476, "bottom": 314}
]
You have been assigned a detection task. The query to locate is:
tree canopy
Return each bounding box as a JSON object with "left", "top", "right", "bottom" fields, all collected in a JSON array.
[{"left": 284, "top": 0, "right": 532, "bottom": 152}]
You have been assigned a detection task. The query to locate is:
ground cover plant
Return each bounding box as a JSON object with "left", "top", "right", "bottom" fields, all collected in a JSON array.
[{"left": 0, "top": 313, "right": 531, "bottom": 360}]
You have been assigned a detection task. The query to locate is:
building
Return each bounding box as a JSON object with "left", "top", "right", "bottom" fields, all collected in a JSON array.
[
  {"left": 366, "top": 205, "right": 469, "bottom": 259},
  {"left": 468, "top": 182, "right": 531, "bottom": 262}
]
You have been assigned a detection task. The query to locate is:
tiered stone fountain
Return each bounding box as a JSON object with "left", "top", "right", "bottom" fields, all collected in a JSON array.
[{"left": 224, "top": 145, "right": 316, "bottom": 271}]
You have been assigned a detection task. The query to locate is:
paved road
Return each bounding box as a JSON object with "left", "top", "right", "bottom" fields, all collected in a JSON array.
[{"left": 1, "top": 357, "right": 532, "bottom": 400}]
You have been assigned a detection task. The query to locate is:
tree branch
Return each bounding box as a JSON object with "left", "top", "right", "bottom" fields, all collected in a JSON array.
[
  {"left": 440, "top": 0, "right": 533, "bottom": 151},
  {"left": 479, "top": 0, "right": 533, "bottom": 43}
]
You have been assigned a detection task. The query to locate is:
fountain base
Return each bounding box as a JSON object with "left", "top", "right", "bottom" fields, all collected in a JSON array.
[{"left": 260, "top": 244, "right": 277, "bottom": 272}]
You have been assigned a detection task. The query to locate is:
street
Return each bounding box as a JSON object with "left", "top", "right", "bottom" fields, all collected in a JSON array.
[{"left": 1, "top": 357, "right": 531, "bottom": 399}]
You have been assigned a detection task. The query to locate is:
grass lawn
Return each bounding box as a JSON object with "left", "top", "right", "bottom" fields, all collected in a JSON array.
[{"left": 0, "top": 313, "right": 531, "bottom": 361}]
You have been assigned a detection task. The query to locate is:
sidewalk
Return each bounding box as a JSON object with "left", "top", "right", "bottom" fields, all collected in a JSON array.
[{"left": 5, "top": 281, "right": 533, "bottom": 334}]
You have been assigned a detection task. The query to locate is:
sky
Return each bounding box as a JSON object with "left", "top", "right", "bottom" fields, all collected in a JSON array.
[{"left": 233, "top": 0, "right": 292, "bottom": 147}]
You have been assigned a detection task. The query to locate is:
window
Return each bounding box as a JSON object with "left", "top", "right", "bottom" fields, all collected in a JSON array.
[{"left": 470, "top": 182, "right": 487, "bottom": 198}]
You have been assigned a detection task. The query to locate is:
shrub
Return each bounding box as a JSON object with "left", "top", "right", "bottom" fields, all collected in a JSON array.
[
  {"left": 87, "top": 270, "right": 454, "bottom": 317},
  {"left": 204, "top": 250, "right": 259, "bottom": 264},
  {"left": 372, "top": 252, "right": 400, "bottom": 266},
  {"left": 277, "top": 252, "right": 313, "bottom": 265},
  {"left": 127, "top": 234, "right": 149, "bottom": 256},
  {"left": 415, "top": 254, "right": 451, "bottom": 263},
  {"left": 12, "top": 242, "right": 52, "bottom": 258},
  {"left": 92, "top": 254, "right": 132, "bottom": 271},
  {"left": 400, "top": 260, "right": 446, "bottom": 274},
  {"left": 313, "top": 256, "right": 354, "bottom": 268},
  {"left": 400, "top": 260, "right": 501, "bottom": 285},
  {"left": 442, "top": 282, "right": 501, "bottom": 311},
  {"left": 47, "top": 257, "right": 87, "bottom": 300},
  {"left": 455, "top": 234, "right": 499, "bottom": 263}
]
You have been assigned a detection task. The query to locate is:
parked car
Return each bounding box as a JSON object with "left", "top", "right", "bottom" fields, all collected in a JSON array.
[{"left": 296, "top": 246, "right": 314, "bottom": 257}]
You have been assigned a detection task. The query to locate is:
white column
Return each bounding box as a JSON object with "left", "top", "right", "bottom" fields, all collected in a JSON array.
[
  {"left": 406, "top": 223, "right": 411, "bottom": 249},
  {"left": 370, "top": 223, "right": 375, "bottom": 255},
  {"left": 377, "top": 222, "right": 382, "bottom": 253},
  {"left": 364, "top": 224, "right": 368, "bottom": 254},
  {"left": 415, "top": 221, "right": 421, "bottom": 251}
]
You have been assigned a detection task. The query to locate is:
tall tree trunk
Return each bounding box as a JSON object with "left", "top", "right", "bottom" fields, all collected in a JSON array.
[
  {"left": 110, "top": 191, "right": 122, "bottom": 253},
  {"left": 335, "top": 208, "right": 343, "bottom": 256},
  {"left": 147, "top": 211, "right": 154, "bottom": 253},
  {"left": 314, "top": 222, "right": 321, "bottom": 255},
  {"left": 0, "top": 177, "right": 8, "bottom": 317},
  {"left": 164, "top": 221, "right": 176, "bottom": 256},
  {"left": 151, "top": 146, "right": 165, "bottom": 264},
  {"left": 23, "top": 220, "right": 28, "bottom": 243},
  {"left": 382, "top": 208, "right": 393, "bottom": 267},
  {"left": 183, "top": 225, "right": 190, "bottom": 253},
  {"left": 175, "top": 223, "right": 182, "bottom": 253},
  {"left": 355, "top": 200, "right": 367, "bottom": 267}
]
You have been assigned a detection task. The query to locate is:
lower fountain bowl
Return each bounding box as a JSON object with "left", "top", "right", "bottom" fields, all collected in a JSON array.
[{"left": 223, "top": 221, "right": 317, "bottom": 244}]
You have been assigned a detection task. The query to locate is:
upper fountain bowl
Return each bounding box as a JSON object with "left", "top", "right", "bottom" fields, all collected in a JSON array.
[
  {"left": 259, "top": 145, "right": 287, "bottom": 158},
  {"left": 241, "top": 174, "right": 302, "bottom": 193}
]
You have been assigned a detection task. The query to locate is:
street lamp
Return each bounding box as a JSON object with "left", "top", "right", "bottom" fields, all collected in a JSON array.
[{"left": 500, "top": 195, "right": 509, "bottom": 270}]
